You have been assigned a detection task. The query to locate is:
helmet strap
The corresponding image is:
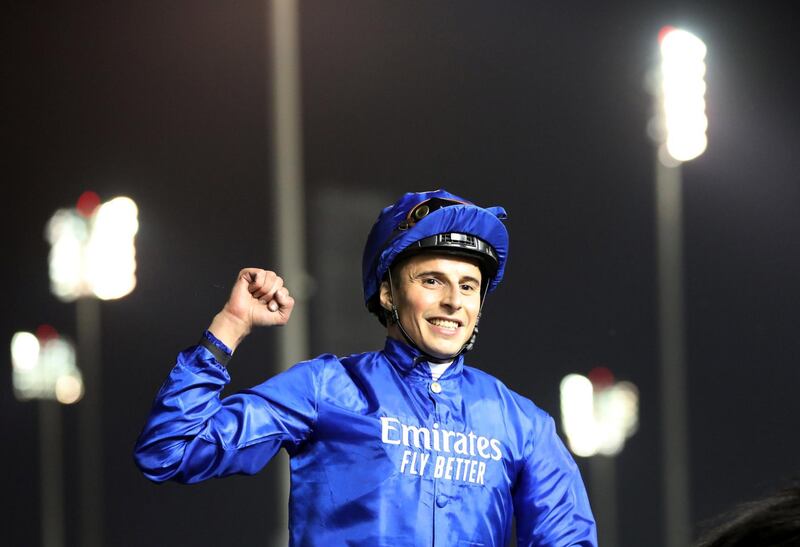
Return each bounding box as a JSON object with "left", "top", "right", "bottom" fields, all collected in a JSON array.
[{"left": 461, "top": 280, "right": 490, "bottom": 355}]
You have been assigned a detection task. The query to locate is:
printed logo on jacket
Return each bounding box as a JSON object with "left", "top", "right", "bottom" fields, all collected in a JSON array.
[{"left": 380, "top": 417, "right": 501, "bottom": 485}]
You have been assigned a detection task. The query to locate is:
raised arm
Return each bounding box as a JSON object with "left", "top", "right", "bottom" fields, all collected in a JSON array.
[{"left": 132, "top": 268, "right": 317, "bottom": 484}]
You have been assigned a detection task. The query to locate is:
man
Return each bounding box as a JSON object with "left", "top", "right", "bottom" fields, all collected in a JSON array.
[{"left": 134, "top": 189, "right": 597, "bottom": 546}]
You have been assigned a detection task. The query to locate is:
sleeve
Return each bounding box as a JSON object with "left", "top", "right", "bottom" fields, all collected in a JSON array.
[
  {"left": 512, "top": 414, "right": 597, "bottom": 547},
  {"left": 132, "top": 331, "right": 322, "bottom": 484}
]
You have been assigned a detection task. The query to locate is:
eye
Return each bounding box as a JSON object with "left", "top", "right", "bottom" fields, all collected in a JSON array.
[
  {"left": 460, "top": 283, "right": 477, "bottom": 292},
  {"left": 422, "top": 277, "right": 441, "bottom": 286}
]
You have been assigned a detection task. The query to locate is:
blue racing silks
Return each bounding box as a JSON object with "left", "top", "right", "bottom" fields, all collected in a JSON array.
[{"left": 133, "top": 333, "right": 597, "bottom": 547}]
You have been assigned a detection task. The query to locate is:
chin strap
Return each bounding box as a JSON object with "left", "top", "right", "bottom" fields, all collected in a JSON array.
[{"left": 387, "top": 269, "right": 489, "bottom": 363}]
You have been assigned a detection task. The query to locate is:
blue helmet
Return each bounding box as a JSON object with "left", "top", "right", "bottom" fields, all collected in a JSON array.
[{"left": 362, "top": 189, "right": 509, "bottom": 319}]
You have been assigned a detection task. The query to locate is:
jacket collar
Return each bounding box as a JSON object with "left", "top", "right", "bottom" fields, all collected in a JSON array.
[{"left": 382, "top": 337, "right": 465, "bottom": 379}]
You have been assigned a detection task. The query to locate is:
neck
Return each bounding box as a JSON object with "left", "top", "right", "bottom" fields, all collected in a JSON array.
[{"left": 385, "top": 326, "right": 455, "bottom": 364}]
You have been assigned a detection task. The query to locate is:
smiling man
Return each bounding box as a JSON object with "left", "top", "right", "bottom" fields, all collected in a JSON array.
[
  {"left": 134, "top": 189, "right": 597, "bottom": 546},
  {"left": 382, "top": 254, "right": 482, "bottom": 361}
]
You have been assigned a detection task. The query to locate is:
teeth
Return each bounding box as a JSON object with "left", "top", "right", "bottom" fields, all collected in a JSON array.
[{"left": 429, "top": 318, "right": 459, "bottom": 329}]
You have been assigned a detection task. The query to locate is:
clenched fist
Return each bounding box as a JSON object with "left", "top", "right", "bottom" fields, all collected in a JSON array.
[{"left": 208, "top": 268, "right": 295, "bottom": 351}]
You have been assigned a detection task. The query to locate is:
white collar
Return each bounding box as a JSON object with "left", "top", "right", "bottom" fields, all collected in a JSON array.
[{"left": 428, "top": 360, "right": 453, "bottom": 381}]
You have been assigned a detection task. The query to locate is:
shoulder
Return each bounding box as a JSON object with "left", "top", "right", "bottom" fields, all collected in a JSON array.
[
  {"left": 286, "top": 348, "right": 385, "bottom": 385},
  {"left": 461, "top": 364, "right": 553, "bottom": 435},
  {"left": 280, "top": 352, "right": 339, "bottom": 378},
  {"left": 462, "top": 365, "right": 548, "bottom": 415},
  {"left": 287, "top": 347, "right": 381, "bottom": 370}
]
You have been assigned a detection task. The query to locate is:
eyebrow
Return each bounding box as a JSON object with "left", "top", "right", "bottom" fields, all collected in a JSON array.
[{"left": 414, "top": 270, "right": 481, "bottom": 286}]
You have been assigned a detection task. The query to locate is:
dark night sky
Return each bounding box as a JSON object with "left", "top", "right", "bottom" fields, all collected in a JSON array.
[{"left": 4, "top": 2, "right": 799, "bottom": 546}]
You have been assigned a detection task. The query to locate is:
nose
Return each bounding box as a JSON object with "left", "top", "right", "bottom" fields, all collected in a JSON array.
[{"left": 440, "top": 284, "right": 462, "bottom": 311}]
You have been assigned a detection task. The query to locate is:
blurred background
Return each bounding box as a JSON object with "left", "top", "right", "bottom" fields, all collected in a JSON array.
[{"left": 4, "top": 1, "right": 799, "bottom": 546}]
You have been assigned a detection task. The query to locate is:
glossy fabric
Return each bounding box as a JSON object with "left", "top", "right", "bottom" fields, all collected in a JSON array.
[
  {"left": 361, "top": 189, "right": 510, "bottom": 305},
  {"left": 134, "top": 335, "right": 596, "bottom": 547}
]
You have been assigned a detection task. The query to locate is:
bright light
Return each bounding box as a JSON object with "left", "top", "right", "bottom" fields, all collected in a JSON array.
[
  {"left": 560, "top": 374, "right": 598, "bottom": 457},
  {"left": 560, "top": 373, "right": 639, "bottom": 457},
  {"left": 593, "top": 381, "right": 639, "bottom": 456},
  {"left": 46, "top": 209, "right": 89, "bottom": 301},
  {"left": 55, "top": 375, "right": 84, "bottom": 404},
  {"left": 86, "top": 197, "right": 139, "bottom": 300},
  {"left": 10, "top": 330, "right": 83, "bottom": 403},
  {"left": 46, "top": 195, "right": 139, "bottom": 301},
  {"left": 11, "top": 331, "right": 41, "bottom": 372},
  {"left": 658, "top": 27, "right": 708, "bottom": 163}
]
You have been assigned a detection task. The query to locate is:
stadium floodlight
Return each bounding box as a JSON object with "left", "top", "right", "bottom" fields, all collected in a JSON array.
[
  {"left": 657, "top": 26, "right": 708, "bottom": 163},
  {"left": 46, "top": 192, "right": 139, "bottom": 302},
  {"left": 10, "top": 327, "right": 83, "bottom": 404},
  {"left": 562, "top": 369, "right": 639, "bottom": 547},
  {"left": 44, "top": 191, "right": 138, "bottom": 547},
  {"left": 649, "top": 25, "right": 706, "bottom": 547},
  {"left": 559, "top": 371, "right": 639, "bottom": 458},
  {"left": 11, "top": 326, "right": 78, "bottom": 547}
]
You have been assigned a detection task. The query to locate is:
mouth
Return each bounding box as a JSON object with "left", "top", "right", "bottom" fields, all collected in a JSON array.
[{"left": 426, "top": 317, "right": 463, "bottom": 330}]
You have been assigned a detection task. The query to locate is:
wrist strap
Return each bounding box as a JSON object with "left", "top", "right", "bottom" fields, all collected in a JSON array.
[{"left": 198, "top": 336, "right": 232, "bottom": 366}]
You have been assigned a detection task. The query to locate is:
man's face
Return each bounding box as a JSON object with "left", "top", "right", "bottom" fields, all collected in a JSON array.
[{"left": 380, "top": 253, "right": 482, "bottom": 360}]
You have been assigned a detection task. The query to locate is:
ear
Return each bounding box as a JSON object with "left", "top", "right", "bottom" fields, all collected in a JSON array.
[{"left": 379, "top": 280, "right": 393, "bottom": 311}]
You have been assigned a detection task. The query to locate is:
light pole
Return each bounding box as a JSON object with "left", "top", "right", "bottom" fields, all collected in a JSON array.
[
  {"left": 267, "top": 1, "right": 311, "bottom": 544},
  {"left": 11, "top": 325, "right": 83, "bottom": 547},
  {"left": 649, "top": 26, "right": 708, "bottom": 547},
  {"left": 560, "top": 368, "right": 639, "bottom": 547},
  {"left": 46, "top": 191, "right": 139, "bottom": 547}
]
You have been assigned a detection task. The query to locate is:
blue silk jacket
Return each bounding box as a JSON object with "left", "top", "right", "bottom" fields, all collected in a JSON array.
[{"left": 134, "top": 333, "right": 597, "bottom": 547}]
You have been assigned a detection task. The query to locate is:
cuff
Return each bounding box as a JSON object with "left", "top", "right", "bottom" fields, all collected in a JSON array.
[{"left": 199, "top": 330, "right": 233, "bottom": 366}]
